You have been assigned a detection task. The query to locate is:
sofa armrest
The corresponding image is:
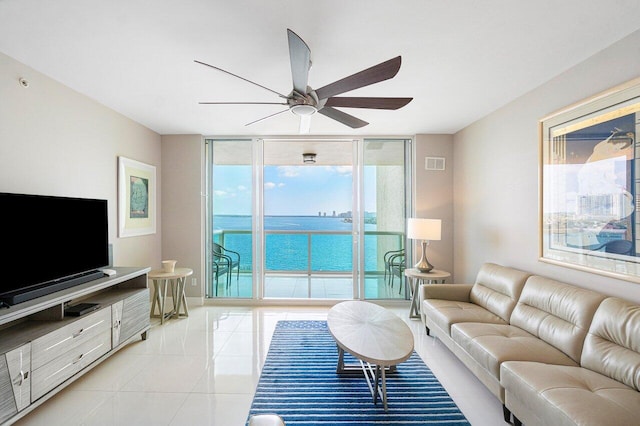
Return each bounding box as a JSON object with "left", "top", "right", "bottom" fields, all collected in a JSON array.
[{"left": 420, "top": 284, "right": 473, "bottom": 302}]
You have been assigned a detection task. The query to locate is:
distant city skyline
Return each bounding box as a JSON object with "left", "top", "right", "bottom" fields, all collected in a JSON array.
[{"left": 213, "top": 165, "right": 377, "bottom": 216}]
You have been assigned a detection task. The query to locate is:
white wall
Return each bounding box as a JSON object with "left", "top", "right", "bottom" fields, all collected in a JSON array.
[
  {"left": 414, "top": 134, "right": 454, "bottom": 280},
  {"left": 161, "top": 134, "right": 204, "bottom": 298},
  {"left": 453, "top": 30, "right": 640, "bottom": 303},
  {"left": 0, "top": 52, "right": 162, "bottom": 269}
]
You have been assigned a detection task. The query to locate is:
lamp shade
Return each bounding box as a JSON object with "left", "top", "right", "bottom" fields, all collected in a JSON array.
[{"left": 407, "top": 218, "right": 441, "bottom": 241}]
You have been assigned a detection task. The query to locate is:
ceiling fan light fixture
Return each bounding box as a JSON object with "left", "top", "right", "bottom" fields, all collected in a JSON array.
[
  {"left": 302, "top": 153, "right": 316, "bottom": 164},
  {"left": 291, "top": 104, "right": 317, "bottom": 116}
]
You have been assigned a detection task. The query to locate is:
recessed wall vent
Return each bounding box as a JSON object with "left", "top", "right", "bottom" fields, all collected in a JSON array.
[{"left": 425, "top": 156, "right": 446, "bottom": 171}]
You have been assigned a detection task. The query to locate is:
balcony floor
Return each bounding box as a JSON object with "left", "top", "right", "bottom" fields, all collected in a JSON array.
[{"left": 209, "top": 274, "right": 408, "bottom": 300}]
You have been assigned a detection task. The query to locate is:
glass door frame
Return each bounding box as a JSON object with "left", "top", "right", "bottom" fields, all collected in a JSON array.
[
  {"left": 206, "top": 136, "right": 413, "bottom": 302},
  {"left": 260, "top": 137, "right": 359, "bottom": 300}
]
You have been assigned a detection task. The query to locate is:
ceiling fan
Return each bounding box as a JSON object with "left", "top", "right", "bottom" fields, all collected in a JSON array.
[{"left": 195, "top": 29, "right": 412, "bottom": 133}]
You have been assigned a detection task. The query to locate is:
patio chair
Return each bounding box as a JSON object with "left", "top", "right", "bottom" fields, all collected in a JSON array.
[
  {"left": 212, "top": 261, "right": 229, "bottom": 296},
  {"left": 383, "top": 248, "right": 404, "bottom": 287},
  {"left": 212, "top": 242, "right": 240, "bottom": 293},
  {"left": 390, "top": 253, "right": 406, "bottom": 293}
]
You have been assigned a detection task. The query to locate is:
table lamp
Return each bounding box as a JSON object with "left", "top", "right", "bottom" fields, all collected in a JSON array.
[{"left": 407, "top": 218, "right": 441, "bottom": 272}]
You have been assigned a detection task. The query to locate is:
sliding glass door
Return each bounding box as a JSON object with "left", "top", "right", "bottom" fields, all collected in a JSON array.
[
  {"left": 362, "top": 139, "right": 410, "bottom": 299},
  {"left": 262, "top": 139, "right": 356, "bottom": 299},
  {"left": 206, "top": 140, "right": 254, "bottom": 298},
  {"left": 206, "top": 137, "right": 410, "bottom": 301}
]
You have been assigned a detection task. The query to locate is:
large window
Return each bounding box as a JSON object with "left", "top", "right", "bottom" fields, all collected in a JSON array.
[
  {"left": 362, "top": 139, "right": 409, "bottom": 298},
  {"left": 207, "top": 140, "right": 253, "bottom": 298},
  {"left": 206, "top": 138, "right": 410, "bottom": 301}
]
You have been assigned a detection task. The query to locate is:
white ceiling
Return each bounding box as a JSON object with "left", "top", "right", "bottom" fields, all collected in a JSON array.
[{"left": 2, "top": 0, "right": 640, "bottom": 137}]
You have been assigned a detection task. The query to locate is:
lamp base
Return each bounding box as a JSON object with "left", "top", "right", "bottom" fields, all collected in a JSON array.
[
  {"left": 414, "top": 261, "right": 434, "bottom": 273},
  {"left": 415, "top": 240, "right": 434, "bottom": 273}
]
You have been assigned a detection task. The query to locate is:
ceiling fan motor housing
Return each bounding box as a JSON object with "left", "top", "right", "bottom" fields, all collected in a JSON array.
[{"left": 289, "top": 89, "right": 320, "bottom": 116}]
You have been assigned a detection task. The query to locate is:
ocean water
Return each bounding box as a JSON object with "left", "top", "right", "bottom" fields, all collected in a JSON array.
[{"left": 213, "top": 215, "right": 393, "bottom": 272}]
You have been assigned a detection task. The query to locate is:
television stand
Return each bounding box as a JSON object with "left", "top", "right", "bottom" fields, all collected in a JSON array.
[{"left": 0, "top": 267, "right": 150, "bottom": 425}]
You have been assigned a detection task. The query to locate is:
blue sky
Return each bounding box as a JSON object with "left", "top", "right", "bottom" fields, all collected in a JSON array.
[{"left": 213, "top": 165, "right": 376, "bottom": 215}]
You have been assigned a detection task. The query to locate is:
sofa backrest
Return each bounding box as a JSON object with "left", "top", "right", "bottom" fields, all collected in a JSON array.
[
  {"left": 581, "top": 297, "right": 640, "bottom": 391},
  {"left": 469, "top": 263, "right": 531, "bottom": 322},
  {"left": 510, "top": 276, "right": 606, "bottom": 363}
]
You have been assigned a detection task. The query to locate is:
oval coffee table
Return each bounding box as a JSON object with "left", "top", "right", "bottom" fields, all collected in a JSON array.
[{"left": 327, "top": 300, "right": 414, "bottom": 411}]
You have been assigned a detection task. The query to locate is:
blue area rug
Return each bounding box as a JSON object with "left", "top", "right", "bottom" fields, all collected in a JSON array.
[{"left": 247, "top": 320, "right": 470, "bottom": 425}]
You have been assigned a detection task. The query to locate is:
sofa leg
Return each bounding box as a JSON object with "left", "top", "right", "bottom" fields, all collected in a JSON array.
[
  {"left": 502, "top": 405, "right": 511, "bottom": 423},
  {"left": 425, "top": 325, "right": 430, "bottom": 336},
  {"left": 513, "top": 415, "right": 522, "bottom": 426}
]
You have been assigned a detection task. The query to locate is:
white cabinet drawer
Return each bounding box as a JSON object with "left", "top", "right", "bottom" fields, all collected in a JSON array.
[
  {"left": 31, "top": 308, "right": 111, "bottom": 370},
  {"left": 119, "top": 289, "right": 150, "bottom": 344},
  {"left": 0, "top": 353, "right": 16, "bottom": 424},
  {"left": 31, "top": 330, "right": 111, "bottom": 401},
  {"left": 6, "top": 344, "right": 31, "bottom": 412},
  {"left": 112, "top": 301, "right": 124, "bottom": 347}
]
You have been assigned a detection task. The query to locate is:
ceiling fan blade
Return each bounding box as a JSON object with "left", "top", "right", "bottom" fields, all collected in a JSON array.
[
  {"left": 194, "top": 60, "right": 288, "bottom": 99},
  {"left": 299, "top": 115, "right": 312, "bottom": 134},
  {"left": 245, "top": 108, "right": 290, "bottom": 127},
  {"left": 199, "top": 102, "right": 288, "bottom": 105},
  {"left": 318, "top": 106, "right": 368, "bottom": 129},
  {"left": 287, "top": 29, "right": 311, "bottom": 96},
  {"left": 315, "top": 56, "right": 402, "bottom": 100},
  {"left": 324, "top": 97, "right": 412, "bottom": 110}
]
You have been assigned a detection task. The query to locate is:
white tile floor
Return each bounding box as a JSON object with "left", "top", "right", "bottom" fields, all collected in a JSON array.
[{"left": 15, "top": 304, "right": 506, "bottom": 426}]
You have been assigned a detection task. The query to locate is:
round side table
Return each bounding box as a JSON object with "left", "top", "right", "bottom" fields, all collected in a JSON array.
[
  {"left": 404, "top": 268, "right": 450, "bottom": 319},
  {"left": 149, "top": 267, "right": 193, "bottom": 324}
]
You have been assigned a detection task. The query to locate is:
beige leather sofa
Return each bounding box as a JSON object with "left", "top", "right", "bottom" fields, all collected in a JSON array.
[{"left": 419, "top": 262, "right": 640, "bottom": 426}]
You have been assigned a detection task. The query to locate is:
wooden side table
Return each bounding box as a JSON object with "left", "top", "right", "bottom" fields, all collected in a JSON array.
[
  {"left": 404, "top": 268, "right": 450, "bottom": 319},
  {"left": 149, "top": 267, "right": 193, "bottom": 324}
]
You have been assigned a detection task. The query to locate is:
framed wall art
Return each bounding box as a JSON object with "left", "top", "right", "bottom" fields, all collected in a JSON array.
[
  {"left": 118, "top": 156, "right": 156, "bottom": 237},
  {"left": 540, "top": 77, "right": 640, "bottom": 282}
]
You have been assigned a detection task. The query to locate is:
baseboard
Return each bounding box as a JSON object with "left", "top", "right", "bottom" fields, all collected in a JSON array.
[{"left": 186, "top": 296, "right": 204, "bottom": 306}]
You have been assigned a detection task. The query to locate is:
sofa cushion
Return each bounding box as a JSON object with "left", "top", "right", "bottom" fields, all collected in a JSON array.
[
  {"left": 501, "top": 361, "right": 640, "bottom": 426},
  {"left": 423, "top": 299, "right": 507, "bottom": 335},
  {"left": 581, "top": 297, "right": 640, "bottom": 391},
  {"left": 452, "top": 323, "right": 578, "bottom": 379},
  {"left": 469, "top": 263, "right": 531, "bottom": 322},
  {"left": 510, "top": 275, "right": 606, "bottom": 363}
]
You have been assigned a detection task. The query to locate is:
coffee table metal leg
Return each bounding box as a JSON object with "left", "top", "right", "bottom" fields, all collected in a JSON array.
[
  {"left": 335, "top": 345, "right": 393, "bottom": 411},
  {"left": 336, "top": 346, "right": 346, "bottom": 373},
  {"left": 373, "top": 365, "right": 380, "bottom": 404},
  {"left": 381, "top": 365, "right": 388, "bottom": 410}
]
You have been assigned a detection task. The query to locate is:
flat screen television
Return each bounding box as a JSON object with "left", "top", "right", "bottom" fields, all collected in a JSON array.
[{"left": 0, "top": 192, "right": 109, "bottom": 306}]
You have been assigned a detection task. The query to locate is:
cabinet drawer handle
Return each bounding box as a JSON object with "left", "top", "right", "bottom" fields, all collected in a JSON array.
[
  {"left": 73, "top": 328, "right": 84, "bottom": 338},
  {"left": 72, "top": 353, "right": 84, "bottom": 364},
  {"left": 12, "top": 370, "right": 25, "bottom": 386}
]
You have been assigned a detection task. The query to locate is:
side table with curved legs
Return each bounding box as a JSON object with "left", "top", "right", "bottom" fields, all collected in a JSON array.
[
  {"left": 149, "top": 267, "right": 193, "bottom": 324},
  {"left": 404, "top": 268, "right": 450, "bottom": 319}
]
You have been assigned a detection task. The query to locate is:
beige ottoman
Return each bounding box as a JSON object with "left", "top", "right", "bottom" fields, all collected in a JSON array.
[{"left": 248, "top": 414, "right": 286, "bottom": 426}]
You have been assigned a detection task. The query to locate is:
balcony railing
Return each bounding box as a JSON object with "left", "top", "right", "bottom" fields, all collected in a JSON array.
[{"left": 214, "top": 229, "right": 404, "bottom": 275}]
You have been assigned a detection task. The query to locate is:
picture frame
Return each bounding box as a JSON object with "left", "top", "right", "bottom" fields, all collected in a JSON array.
[
  {"left": 118, "top": 156, "right": 156, "bottom": 237},
  {"left": 540, "top": 77, "right": 640, "bottom": 282}
]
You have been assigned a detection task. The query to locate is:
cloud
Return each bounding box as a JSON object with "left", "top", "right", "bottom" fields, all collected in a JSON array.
[
  {"left": 278, "top": 183, "right": 285, "bottom": 187},
  {"left": 334, "top": 166, "right": 352, "bottom": 175},
  {"left": 264, "top": 182, "right": 276, "bottom": 189},
  {"left": 214, "top": 190, "right": 227, "bottom": 196},
  {"left": 278, "top": 166, "right": 299, "bottom": 177},
  {"left": 237, "top": 185, "right": 247, "bottom": 191}
]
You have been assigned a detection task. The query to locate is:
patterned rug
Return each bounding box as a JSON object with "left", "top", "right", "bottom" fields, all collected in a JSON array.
[{"left": 246, "top": 320, "right": 470, "bottom": 425}]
